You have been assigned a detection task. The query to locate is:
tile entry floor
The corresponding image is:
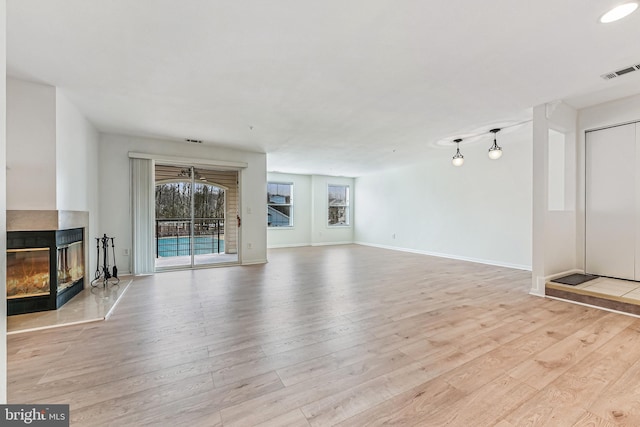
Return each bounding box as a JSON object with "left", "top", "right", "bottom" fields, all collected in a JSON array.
[
  {"left": 559, "top": 276, "right": 640, "bottom": 298},
  {"left": 547, "top": 275, "right": 640, "bottom": 310}
]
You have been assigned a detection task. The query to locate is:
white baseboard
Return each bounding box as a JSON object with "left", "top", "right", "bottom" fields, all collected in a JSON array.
[
  {"left": 530, "top": 276, "right": 547, "bottom": 297},
  {"left": 241, "top": 259, "right": 268, "bottom": 265},
  {"left": 355, "top": 241, "right": 532, "bottom": 271},
  {"left": 530, "top": 268, "right": 584, "bottom": 298},
  {"left": 311, "top": 241, "right": 354, "bottom": 247},
  {"left": 268, "top": 242, "right": 355, "bottom": 249},
  {"left": 267, "top": 243, "right": 311, "bottom": 249}
]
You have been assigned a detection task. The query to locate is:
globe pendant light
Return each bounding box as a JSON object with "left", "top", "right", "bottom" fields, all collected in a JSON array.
[
  {"left": 452, "top": 138, "right": 464, "bottom": 166},
  {"left": 488, "top": 128, "right": 502, "bottom": 160}
]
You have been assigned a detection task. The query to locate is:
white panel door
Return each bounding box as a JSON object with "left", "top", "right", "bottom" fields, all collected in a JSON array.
[{"left": 585, "top": 123, "right": 636, "bottom": 280}]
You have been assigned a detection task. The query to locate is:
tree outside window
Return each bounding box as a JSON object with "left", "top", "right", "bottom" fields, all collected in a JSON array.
[
  {"left": 328, "top": 184, "right": 350, "bottom": 226},
  {"left": 267, "top": 182, "right": 293, "bottom": 227}
]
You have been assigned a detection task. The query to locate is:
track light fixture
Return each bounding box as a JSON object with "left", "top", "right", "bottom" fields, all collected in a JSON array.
[
  {"left": 488, "top": 128, "right": 503, "bottom": 160},
  {"left": 452, "top": 139, "right": 464, "bottom": 166}
]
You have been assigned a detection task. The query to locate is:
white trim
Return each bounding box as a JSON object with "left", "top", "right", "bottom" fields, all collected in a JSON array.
[
  {"left": 241, "top": 259, "right": 268, "bottom": 265},
  {"left": 312, "top": 241, "right": 355, "bottom": 247},
  {"left": 267, "top": 181, "right": 294, "bottom": 228},
  {"left": 129, "top": 152, "right": 248, "bottom": 169},
  {"left": 327, "top": 183, "right": 351, "bottom": 227},
  {"left": 530, "top": 276, "right": 547, "bottom": 297},
  {"left": 585, "top": 119, "right": 640, "bottom": 134},
  {"left": 267, "top": 243, "right": 311, "bottom": 249},
  {"left": 530, "top": 269, "right": 584, "bottom": 297},
  {"left": 355, "top": 241, "right": 532, "bottom": 271}
]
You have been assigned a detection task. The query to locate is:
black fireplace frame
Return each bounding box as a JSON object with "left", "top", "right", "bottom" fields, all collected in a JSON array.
[{"left": 7, "top": 228, "right": 85, "bottom": 316}]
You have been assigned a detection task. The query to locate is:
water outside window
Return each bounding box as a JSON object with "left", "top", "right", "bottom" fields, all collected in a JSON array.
[{"left": 154, "top": 165, "right": 238, "bottom": 269}]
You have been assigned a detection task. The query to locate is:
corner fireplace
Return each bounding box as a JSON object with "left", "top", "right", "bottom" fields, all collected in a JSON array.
[{"left": 7, "top": 228, "right": 85, "bottom": 315}]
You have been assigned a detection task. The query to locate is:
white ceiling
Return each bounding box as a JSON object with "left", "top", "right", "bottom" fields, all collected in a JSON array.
[{"left": 7, "top": 0, "right": 640, "bottom": 176}]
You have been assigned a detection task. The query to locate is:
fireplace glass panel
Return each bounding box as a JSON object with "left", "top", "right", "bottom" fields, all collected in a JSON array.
[
  {"left": 57, "top": 241, "right": 84, "bottom": 293},
  {"left": 6, "top": 248, "right": 51, "bottom": 299}
]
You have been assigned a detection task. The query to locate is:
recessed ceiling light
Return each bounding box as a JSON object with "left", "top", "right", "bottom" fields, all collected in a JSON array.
[{"left": 600, "top": 2, "right": 638, "bottom": 23}]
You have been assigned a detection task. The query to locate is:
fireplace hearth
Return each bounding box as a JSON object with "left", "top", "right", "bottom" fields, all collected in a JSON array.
[{"left": 7, "top": 228, "right": 85, "bottom": 315}]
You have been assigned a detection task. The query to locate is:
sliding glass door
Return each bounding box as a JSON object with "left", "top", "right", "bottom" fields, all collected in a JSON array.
[{"left": 154, "top": 164, "right": 238, "bottom": 270}]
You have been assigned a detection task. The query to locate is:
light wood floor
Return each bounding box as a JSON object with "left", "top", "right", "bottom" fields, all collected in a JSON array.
[{"left": 8, "top": 245, "right": 640, "bottom": 426}]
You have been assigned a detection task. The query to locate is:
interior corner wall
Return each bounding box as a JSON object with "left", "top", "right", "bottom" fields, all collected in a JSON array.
[
  {"left": 267, "top": 172, "right": 312, "bottom": 247},
  {"left": 6, "top": 77, "right": 56, "bottom": 210},
  {"left": 1, "top": 0, "right": 8, "bottom": 404},
  {"left": 354, "top": 123, "right": 532, "bottom": 270},
  {"left": 531, "top": 101, "right": 578, "bottom": 296},
  {"left": 99, "top": 133, "right": 267, "bottom": 272},
  {"left": 576, "top": 93, "right": 640, "bottom": 273},
  {"left": 55, "top": 89, "right": 100, "bottom": 275},
  {"left": 266, "top": 172, "right": 355, "bottom": 248}
]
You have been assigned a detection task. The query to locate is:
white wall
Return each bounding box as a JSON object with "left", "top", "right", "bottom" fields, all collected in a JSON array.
[
  {"left": 266, "top": 173, "right": 355, "bottom": 247},
  {"left": 355, "top": 123, "right": 532, "bottom": 270},
  {"left": 1, "top": 0, "right": 8, "bottom": 404},
  {"left": 55, "top": 89, "right": 99, "bottom": 211},
  {"left": 6, "top": 78, "right": 56, "bottom": 209},
  {"left": 55, "top": 89, "right": 100, "bottom": 274},
  {"left": 267, "top": 172, "right": 312, "bottom": 247},
  {"left": 576, "top": 93, "right": 640, "bottom": 274},
  {"left": 99, "top": 133, "right": 267, "bottom": 272},
  {"left": 531, "top": 102, "right": 578, "bottom": 295}
]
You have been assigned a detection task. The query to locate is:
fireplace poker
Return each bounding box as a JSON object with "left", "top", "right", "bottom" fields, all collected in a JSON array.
[
  {"left": 111, "top": 237, "right": 118, "bottom": 279},
  {"left": 94, "top": 237, "right": 101, "bottom": 279}
]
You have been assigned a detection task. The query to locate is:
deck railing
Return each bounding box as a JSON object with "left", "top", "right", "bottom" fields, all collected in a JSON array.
[{"left": 155, "top": 218, "right": 224, "bottom": 257}]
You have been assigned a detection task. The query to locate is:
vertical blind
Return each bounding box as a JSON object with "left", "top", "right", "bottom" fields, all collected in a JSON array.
[{"left": 131, "top": 158, "right": 155, "bottom": 274}]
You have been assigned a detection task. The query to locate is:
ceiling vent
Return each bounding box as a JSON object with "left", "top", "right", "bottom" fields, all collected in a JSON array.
[
  {"left": 601, "top": 63, "right": 640, "bottom": 80},
  {"left": 185, "top": 138, "right": 203, "bottom": 144}
]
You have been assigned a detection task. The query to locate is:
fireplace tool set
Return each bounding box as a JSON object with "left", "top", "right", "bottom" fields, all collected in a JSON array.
[{"left": 91, "top": 234, "right": 120, "bottom": 287}]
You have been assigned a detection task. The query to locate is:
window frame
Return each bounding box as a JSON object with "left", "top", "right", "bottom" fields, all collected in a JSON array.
[
  {"left": 327, "top": 184, "right": 350, "bottom": 227},
  {"left": 267, "top": 181, "right": 294, "bottom": 228}
]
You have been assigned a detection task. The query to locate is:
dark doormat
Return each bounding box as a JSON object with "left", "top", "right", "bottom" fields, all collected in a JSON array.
[{"left": 551, "top": 273, "right": 598, "bottom": 286}]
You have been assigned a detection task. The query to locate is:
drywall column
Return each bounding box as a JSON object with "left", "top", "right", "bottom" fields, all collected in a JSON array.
[
  {"left": 6, "top": 78, "right": 56, "bottom": 210},
  {"left": 531, "top": 102, "right": 578, "bottom": 296},
  {"left": 1, "top": 0, "right": 7, "bottom": 404},
  {"left": 531, "top": 104, "right": 548, "bottom": 295},
  {"left": 55, "top": 89, "right": 100, "bottom": 283}
]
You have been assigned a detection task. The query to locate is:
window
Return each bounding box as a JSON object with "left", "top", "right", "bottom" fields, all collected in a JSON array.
[
  {"left": 328, "top": 184, "right": 350, "bottom": 226},
  {"left": 267, "top": 182, "right": 293, "bottom": 227}
]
